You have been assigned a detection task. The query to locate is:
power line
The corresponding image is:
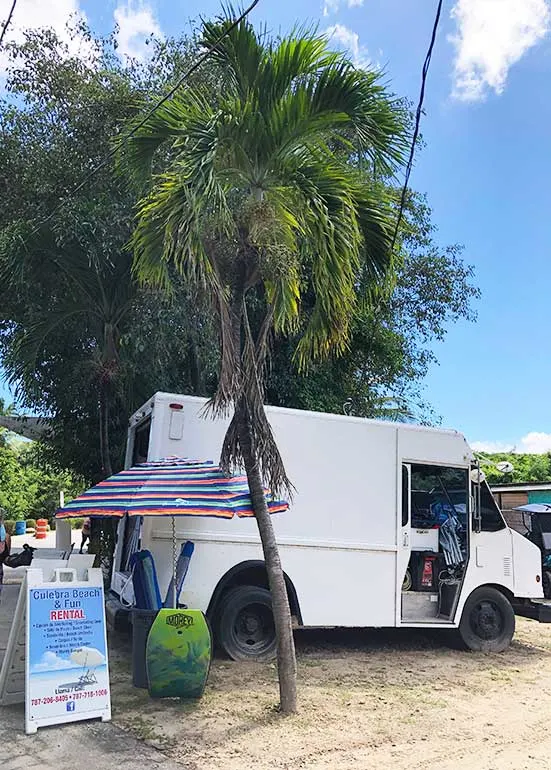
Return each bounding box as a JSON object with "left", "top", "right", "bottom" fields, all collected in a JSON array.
[
  {"left": 390, "top": 0, "right": 443, "bottom": 252},
  {"left": 35, "top": 0, "right": 261, "bottom": 232},
  {"left": 360, "top": 0, "right": 443, "bottom": 375},
  {"left": 0, "top": 0, "right": 17, "bottom": 49}
]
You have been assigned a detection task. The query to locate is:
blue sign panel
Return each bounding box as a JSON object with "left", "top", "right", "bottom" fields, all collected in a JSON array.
[{"left": 26, "top": 569, "right": 111, "bottom": 733}]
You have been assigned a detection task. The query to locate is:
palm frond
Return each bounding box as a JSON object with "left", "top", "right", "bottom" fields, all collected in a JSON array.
[
  {"left": 201, "top": 15, "right": 264, "bottom": 101},
  {"left": 118, "top": 94, "right": 213, "bottom": 186},
  {"left": 220, "top": 302, "right": 292, "bottom": 497},
  {"left": 255, "top": 31, "right": 341, "bottom": 106},
  {"left": 7, "top": 307, "right": 89, "bottom": 384}
]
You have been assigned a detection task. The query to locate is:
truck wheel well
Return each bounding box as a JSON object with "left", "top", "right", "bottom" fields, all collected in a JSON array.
[
  {"left": 206, "top": 560, "right": 302, "bottom": 625},
  {"left": 479, "top": 583, "right": 514, "bottom": 603}
]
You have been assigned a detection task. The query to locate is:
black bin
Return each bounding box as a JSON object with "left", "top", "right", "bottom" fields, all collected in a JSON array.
[{"left": 131, "top": 609, "right": 158, "bottom": 688}]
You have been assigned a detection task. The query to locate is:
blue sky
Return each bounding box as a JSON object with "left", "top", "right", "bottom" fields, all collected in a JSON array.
[{"left": 2, "top": 0, "right": 551, "bottom": 452}]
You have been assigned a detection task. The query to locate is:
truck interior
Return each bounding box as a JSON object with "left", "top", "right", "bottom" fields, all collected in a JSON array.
[
  {"left": 112, "top": 415, "right": 151, "bottom": 590},
  {"left": 401, "top": 463, "right": 469, "bottom": 624}
]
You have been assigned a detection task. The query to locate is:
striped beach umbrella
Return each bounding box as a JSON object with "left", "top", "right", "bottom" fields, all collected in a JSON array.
[{"left": 55, "top": 457, "right": 289, "bottom": 519}]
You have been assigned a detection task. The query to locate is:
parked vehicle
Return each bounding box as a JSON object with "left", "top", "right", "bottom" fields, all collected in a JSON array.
[
  {"left": 513, "top": 504, "right": 551, "bottom": 599},
  {"left": 109, "top": 392, "right": 548, "bottom": 658}
]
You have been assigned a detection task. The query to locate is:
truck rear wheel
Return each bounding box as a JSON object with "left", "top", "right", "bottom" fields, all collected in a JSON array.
[
  {"left": 217, "top": 585, "right": 277, "bottom": 661},
  {"left": 459, "top": 587, "right": 515, "bottom": 652}
]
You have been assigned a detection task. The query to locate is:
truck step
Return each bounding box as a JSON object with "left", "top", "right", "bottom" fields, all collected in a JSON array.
[{"left": 401, "top": 591, "right": 439, "bottom": 621}]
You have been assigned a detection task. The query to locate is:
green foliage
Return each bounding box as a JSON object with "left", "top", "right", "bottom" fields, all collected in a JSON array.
[
  {"left": 0, "top": 25, "right": 219, "bottom": 480},
  {"left": 481, "top": 453, "right": 551, "bottom": 486},
  {"left": 25, "top": 519, "right": 36, "bottom": 530},
  {"left": 123, "top": 16, "right": 412, "bottom": 496},
  {"left": 62, "top": 518, "right": 84, "bottom": 529},
  {"left": 3, "top": 520, "right": 15, "bottom": 536},
  {"left": 0, "top": 433, "right": 84, "bottom": 520},
  {"left": 0, "top": 19, "right": 480, "bottom": 488},
  {"left": 124, "top": 19, "right": 408, "bottom": 373},
  {"left": 263, "top": 192, "right": 478, "bottom": 421}
]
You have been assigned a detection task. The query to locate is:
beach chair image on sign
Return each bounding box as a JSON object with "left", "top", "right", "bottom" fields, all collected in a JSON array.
[{"left": 57, "top": 647, "right": 105, "bottom": 692}]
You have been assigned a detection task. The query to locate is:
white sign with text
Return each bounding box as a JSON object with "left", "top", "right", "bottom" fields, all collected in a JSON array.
[{"left": 25, "top": 567, "right": 111, "bottom": 734}]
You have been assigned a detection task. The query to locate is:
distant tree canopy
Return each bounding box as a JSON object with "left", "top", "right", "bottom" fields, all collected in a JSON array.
[
  {"left": 0, "top": 22, "right": 479, "bottom": 482},
  {"left": 0, "top": 428, "right": 84, "bottom": 521},
  {"left": 482, "top": 453, "right": 551, "bottom": 486},
  {"left": 0, "top": 26, "right": 219, "bottom": 480}
]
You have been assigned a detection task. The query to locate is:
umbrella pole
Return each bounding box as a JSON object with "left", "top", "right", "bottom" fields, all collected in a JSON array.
[{"left": 172, "top": 514, "right": 177, "bottom": 609}]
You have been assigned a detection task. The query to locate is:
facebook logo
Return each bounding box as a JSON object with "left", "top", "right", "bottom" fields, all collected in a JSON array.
[{"left": 66, "top": 702, "right": 75, "bottom": 712}]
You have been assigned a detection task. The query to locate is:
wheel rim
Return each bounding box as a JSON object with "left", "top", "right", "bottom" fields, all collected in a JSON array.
[
  {"left": 231, "top": 602, "right": 275, "bottom": 655},
  {"left": 470, "top": 600, "right": 504, "bottom": 641}
]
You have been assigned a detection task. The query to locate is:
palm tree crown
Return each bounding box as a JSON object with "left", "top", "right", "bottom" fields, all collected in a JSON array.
[{"left": 124, "top": 19, "right": 407, "bottom": 375}]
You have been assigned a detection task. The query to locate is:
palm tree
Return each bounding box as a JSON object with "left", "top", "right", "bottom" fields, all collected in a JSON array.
[
  {"left": 0, "top": 221, "right": 136, "bottom": 477},
  {"left": 122, "top": 18, "right": 407, "bottom": 713}
]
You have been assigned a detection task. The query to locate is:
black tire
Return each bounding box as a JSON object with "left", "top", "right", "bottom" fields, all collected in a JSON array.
[
  {"left": 217, "top": 585, "right": 277, "bottom": 661},
  {"left": 459, "top": 587, "right": 515, "bottom": 652},
  {"left": 543, "top": 571, "right": 551, "bottom": 599}
]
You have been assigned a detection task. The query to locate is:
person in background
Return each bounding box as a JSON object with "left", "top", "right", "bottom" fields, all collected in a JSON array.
[
  {"left": 80, "top": 517, "right": 91, "bottom": 554},
  {"left": 0, "top": 509, "right": 11, "bottom": 593}
]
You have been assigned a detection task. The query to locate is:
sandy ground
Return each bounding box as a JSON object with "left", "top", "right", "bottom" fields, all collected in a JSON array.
[{"left": 109, "top": 618, "right": 551, "bottom": 770}]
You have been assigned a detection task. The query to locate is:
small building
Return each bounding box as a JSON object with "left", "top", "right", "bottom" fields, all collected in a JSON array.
[{"left": 491, "top": 482, "right": 551, "bottom": 534}]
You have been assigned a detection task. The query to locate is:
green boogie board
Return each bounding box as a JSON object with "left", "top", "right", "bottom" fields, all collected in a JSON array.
[{"left": 145, "top": 609, "right": 212, "bottom": 698}]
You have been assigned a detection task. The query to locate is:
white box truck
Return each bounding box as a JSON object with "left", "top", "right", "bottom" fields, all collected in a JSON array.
[{"left": 110, "top": 392, "right": 549, "bottom": 658}]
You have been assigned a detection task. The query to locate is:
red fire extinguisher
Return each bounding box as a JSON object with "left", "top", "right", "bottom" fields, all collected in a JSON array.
[{"left": 420, "top": 555, "right": 436, "bottom": 589}]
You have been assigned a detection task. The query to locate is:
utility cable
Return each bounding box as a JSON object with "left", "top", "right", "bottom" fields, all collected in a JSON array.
[
  {"left": 354, "top": 0, "right": 445, "bottom": 408},
  {"left": 390, "top": 0, "right": 444, "bottom": 252}
]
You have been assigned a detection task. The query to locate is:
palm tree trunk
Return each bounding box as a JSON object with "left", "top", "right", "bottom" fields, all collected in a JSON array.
[
  {"left": 92, "top": 381, "right": 114, "bottom": 584},
  {"left": 236, "top": 406, "right": 297, "bottom": 714},
  {"left": 99, "top": 382, "right": 113, "bottom": 478}
]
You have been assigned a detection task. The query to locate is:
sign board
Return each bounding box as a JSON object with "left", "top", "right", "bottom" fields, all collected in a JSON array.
[{"left": 25, "top": 567, "right": 111, "bottom": 734}]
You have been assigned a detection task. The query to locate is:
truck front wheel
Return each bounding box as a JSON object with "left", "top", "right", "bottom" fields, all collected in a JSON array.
[
  {"left": 459, "top": 587, "right": 515, "bottom": 652},
  {"left": 217, "top": 585, "right": 277, "bottom": 661}
]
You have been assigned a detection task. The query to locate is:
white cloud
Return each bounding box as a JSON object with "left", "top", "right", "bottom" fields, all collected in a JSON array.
[
  {"left": 472, "top": 432, "right": 551, "bottom": 454},
  {"left": 32, "top": 651, "right": 75, "bottom": 673},
  {"left": 450, "top": 0, "right": 551, "bottom": 101},
  {"left": 0, "top": 0, "right": 94, "bottom": 75},
  {"left": 325, "top": 23, "right": 371, "bottom": 69},
  {"left": 114, "top": 2, "right": 162, "bottom": 64},
  {"left": 323, "top": 0, "right": 364, "bottom": 18}
]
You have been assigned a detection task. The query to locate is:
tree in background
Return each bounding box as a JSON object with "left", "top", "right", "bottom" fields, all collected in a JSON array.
[
  {"left": 264, "top": 192, "right": 479, "bottom": 421},
  {"left": 0, "top": 26, "right": 219, "bottom": 481},
  {"left": 2, "top": 215, "right": 136, "bottom": 478},
  {"left": 0, "top": 22, "right": 479, "bottom": 483},
  {"left": 122, "top": 17, "right": 408, "bottom": 712},
  {"left": 482, "top": 453, "right": 551, "bottom": 486},
  {"left": 0, "top": 428, "right": 83, "bottom": 522}
]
